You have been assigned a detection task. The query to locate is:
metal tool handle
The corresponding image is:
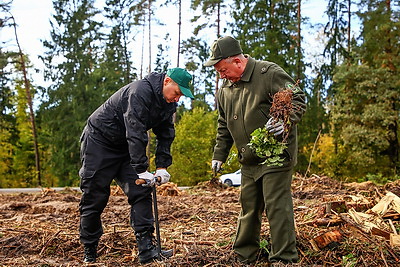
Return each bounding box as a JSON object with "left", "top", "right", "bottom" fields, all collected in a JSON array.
[
  {"left": 152, "top": 185, "right": 162, "bottom": 259},
  {"left": 135, "top": 177, "right": 162, "bottom": 258}
]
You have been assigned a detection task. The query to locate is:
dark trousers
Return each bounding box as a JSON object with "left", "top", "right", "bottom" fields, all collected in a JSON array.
[
  {"left": 79, "top": 127, "right": 153, "bottom": 246},
  {"left": 233, "top": 168, "right": 298, "bottom": 263}
]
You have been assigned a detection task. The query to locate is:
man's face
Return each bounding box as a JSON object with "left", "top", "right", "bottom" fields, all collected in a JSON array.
[
  {"left": 163, "top": 77, "right": 184, "bottom": 103},
  {"left": 214, "top": 57, "right": 244, "bottom": 83}
]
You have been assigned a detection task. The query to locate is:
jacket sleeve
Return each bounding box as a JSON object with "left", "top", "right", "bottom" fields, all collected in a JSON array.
[
  {"left": 213, "top": 89, "right": 234, "bottom": 162},
  {"left": 152, "top": 116, "right": 175, "bottom": 169},
  {"left": 124, "top": 86, "right": 152, "bottom": 173}
]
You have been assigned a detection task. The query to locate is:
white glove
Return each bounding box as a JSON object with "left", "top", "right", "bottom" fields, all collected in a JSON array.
[
  {"left": 265, "top": 117, "right": 284, "bottom": 136},
  {"left": 211, "top": 160, "right": 223, "bottom": 173},
  {"left": 154, "top": 168, "right": 170, "bottom": 185},
  {"left": 137, "top": 171, "right": 156, "bottom": 187}
]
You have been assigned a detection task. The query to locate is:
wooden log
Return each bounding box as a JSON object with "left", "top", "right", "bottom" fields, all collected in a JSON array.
[
  {"left": 371, "top": 192, "right": 400, "bottom": 216},
  {"left": 346, "top": 202, "right": 372, "bottom": 212},
  {"left": 309, "top": 229, "right": 343, "bottom": 251},
  {"left": 370, "top": 227, "right": 391, "bottom": 240},
  {"left": 383, "top": 212, "right": 400, "bottom": 221},
  {"left": 390, "top": 234, "right": 400, "bottom": 247}
]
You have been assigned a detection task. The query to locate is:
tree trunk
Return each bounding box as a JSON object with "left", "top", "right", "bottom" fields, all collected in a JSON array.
[
  {"left": 347, "top": 0, "right": 351, "bottom": 53},
  {"left": 296, "top": 0, "right": 301, "bottom": 81},
  {"left": 11, "top": 14, "right": 41, "bottom": 186},
  {"left": 148, "top": 0, "right": 152, "bottom": 74},
  {"left": 177, "top": 0, "right": 182, "bottom": 67},
  {"left": 214, "top": 2, "right": 221, "bottom": 110}
]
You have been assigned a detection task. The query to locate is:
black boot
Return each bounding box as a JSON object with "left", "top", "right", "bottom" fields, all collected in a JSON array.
[
  {"left": 83, "top": 243, "right": 97, "bottom": 263},
  {"left": 135, "top": 230, "right": 173, "bottom": 264}
]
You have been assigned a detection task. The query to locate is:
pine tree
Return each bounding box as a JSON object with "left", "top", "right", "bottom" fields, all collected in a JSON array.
[
  {"left": 190, "top": 0, "right": 229, "bottom": 109},
  {"left": 100, "top": 0, "right": 139, "bottom": 88},
  {"left": 39, "top": 0, "right": 104, "bottom": 186},
  {"left": 169, "top": 107, "right": 219, "bottom": 185},
  {"left": 180, "top": 37, "right": 212, "bottom": 110},
  {"left": 230, "top": 0, "right": 299, "bottom": 76},
  {"left": 0, "top": 47, "right": 15, "bottom": 187},
  {"left": 331, "top": 0, "right": 400, "bottom": 178},
  {"left": 11, "top": 79, "right": 37, "bottom": 187}
]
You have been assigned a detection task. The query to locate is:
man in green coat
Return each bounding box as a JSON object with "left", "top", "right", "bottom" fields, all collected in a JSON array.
[{"left": 204, "top": 36, "right": 306, "bottom": 265}]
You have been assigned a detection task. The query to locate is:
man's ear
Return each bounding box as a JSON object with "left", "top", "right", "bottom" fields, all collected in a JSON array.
[{"left": 164, "top": 76, "right": 172, "bottom": 85}]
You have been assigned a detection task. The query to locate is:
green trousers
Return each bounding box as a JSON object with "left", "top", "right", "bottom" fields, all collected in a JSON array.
[{"left": 233, "top": 168, "right": 298, "bottom": 263}]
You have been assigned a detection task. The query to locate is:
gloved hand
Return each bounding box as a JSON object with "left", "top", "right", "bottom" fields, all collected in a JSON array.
[
  {"left": 154, "top": 168, "right": 170, "bottom": 185},
  {"left": 211, "top": 160, "right": 223, "bottom": 173},
  {"left": 265, "top": 117, "right": 284, "bottom": 136},
  {"left": 137, "top": 171, "right": 156, "bottom": 187}
]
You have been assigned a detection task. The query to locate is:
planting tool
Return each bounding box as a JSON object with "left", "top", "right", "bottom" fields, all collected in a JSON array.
[{"left": 136, "top": 177, "right": 162, "bottom": 259}]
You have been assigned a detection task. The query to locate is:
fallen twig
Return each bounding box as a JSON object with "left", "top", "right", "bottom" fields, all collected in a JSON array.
[{"left": 39, "top": 230, "right": 62, "bottom": 256}]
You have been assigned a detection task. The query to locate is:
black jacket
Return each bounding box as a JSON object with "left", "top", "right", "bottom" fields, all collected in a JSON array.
[{"left": 86, "top": 72, "right": 176, "bottom": 173}]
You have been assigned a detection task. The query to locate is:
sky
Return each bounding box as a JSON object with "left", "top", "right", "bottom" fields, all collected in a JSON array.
[{"left": 2, "top": 0, "right": 330, "bottom": 89}]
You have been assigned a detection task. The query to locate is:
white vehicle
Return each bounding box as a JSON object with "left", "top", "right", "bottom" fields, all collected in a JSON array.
[{"left": 219, "top": 169, "right": 241, "bottom": 187}]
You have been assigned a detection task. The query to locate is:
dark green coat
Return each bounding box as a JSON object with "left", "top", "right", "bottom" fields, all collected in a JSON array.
[{"left": 213, "top": 56, "right": 306, "bottom": 180}]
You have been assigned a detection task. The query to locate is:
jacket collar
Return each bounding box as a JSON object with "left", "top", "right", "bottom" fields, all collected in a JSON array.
[{"left": 240, "top": 55, "right": 255, "bottom": 82}]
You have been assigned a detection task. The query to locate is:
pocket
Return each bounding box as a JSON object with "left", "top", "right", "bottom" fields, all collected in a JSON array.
[{"left": 79, "top": 167, "right": 96, "bottom": 179}]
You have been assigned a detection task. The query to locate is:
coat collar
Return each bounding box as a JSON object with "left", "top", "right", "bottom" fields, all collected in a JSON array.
[{"left": 240, "top": 55, "right": 255, "bottom": 82}]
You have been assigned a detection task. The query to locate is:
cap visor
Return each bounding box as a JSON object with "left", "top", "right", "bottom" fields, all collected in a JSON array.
[
  {"left": 203, "top": 58, "right": 221, "bottom": 67},
  {"left": 180, "top": 86, "right": 195, "bottom": 99}
]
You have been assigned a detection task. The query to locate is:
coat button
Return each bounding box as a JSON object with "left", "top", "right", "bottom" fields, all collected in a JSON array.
[
  {"left": 241, "top": 147, "right": 246, "bottom": 153},
  {"left": 261, "top": 67, "right": 266, "bottom": 72},
  {"left": 233, "top": 115, "right": 238, "bottom": 120}
]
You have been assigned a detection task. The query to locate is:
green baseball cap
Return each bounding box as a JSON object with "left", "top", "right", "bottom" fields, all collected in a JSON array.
[
  {"left": 167, "top": 68, "right": 194, "bottom": 99},
  {"left": 204, "top": 36, "right": 243, "bottom": 67}
]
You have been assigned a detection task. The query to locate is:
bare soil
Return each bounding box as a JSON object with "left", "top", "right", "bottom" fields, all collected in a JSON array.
[{"left": 1, "top": 175, "right": 400, "bottom": 266}]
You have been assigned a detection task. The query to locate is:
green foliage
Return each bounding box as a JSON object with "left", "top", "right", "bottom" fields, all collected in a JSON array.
[
  {"left": 306, "top": 134, "right": 345, "bottom": 178},
  {"left": 0, "top": 125, "right": 13, "bottom": 187},
  {"left": 331, "top": 62, "right": 399, "bottom": 178},
  {"left": 230, "top": 0, "right": 300, "bottom": 78},
  {"left": 1, "top": 0, "right": 398, "bottom": 187},
  {"left": 248, "top": 127, "right": 287, "bottom": 167},
  {"left": 11, "top": 82, "right": 37, "bottom": 186},
  {"left": 342, "top": 253, "right": 357, "bottom": 267},
  {"left": 359, "top": 173, "right": 399, "bottom": 186},
  {"left": 168, "top": 107, "right": 218, "bottom": 186},
  {"left": 103, "top": 0, "right": 137, "bottom": 85},
  {"left": 39, "top": 0, "right": 106, "bottom": 186},
  {"left": 181, "top": 37, "right": 216, "bottom": 109},
  {"left": 259, "top": 239, "right": 270, "bottom": 254},
  {"left": 320, "top": 0, "right": 400, "bottom": 180}
]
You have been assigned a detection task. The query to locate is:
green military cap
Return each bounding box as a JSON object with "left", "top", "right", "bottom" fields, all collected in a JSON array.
[{"left": 204, "top": 36, "right": 243, "bottom": 67}]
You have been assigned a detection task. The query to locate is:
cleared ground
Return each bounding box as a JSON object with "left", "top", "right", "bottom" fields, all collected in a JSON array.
[{"left": 1, "top": 175, "right": 400, "bottom": 266}]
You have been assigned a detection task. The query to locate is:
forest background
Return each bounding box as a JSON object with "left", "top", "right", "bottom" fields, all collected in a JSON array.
[{"left": 0, "top": 0, "right": 399, "bottom": 188}]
